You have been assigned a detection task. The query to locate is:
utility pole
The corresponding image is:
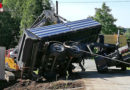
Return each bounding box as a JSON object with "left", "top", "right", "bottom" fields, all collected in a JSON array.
[
  {"left": 56, "top": 1, "right": 58, "bottom": 15},
  {"left": 116, "top": 30, "right": 120, "bottom": 47}
]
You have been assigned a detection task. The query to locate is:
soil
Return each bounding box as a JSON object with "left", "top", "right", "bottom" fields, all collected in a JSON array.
[{"left": 3, "top": 79, "right": 85, "bottom": 90}]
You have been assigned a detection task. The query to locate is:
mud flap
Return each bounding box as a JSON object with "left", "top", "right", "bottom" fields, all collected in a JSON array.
[
  {"left": 0, "top": 47, "right": 6, "bottom": 80},
  {"left": 94, "top": 56, "right": 108, "bottom": 73}
]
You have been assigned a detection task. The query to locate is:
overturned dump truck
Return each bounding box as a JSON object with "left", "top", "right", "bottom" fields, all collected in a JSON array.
[
  {"left": 0, "top": 18, "right": 102, "bottom": 81},
  {"left": 15, "top": 18, "right": 101, "bottom": 80},
  {"left": 0, "top": 18, "right": 130, "bottom": 82}
]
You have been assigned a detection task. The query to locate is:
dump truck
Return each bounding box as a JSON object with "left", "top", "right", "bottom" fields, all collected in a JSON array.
[
  {"left": 0, "top": 16, "right": 130, "bottom": 84},
  {"left": 0, "top": 18, "right": 101, "bottom": 81}
]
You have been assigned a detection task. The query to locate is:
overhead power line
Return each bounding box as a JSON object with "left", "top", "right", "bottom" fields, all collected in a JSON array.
[{"left": 59, "top": 1, "right": 130, "bottom": 3}]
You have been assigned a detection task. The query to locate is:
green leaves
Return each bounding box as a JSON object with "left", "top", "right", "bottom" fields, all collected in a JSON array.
[
  {"left": 0, "top": 12, "right": 20, "bottom": 48},
  {"left": 20, "top": 0, "right": 43, "bottom": 29},
  {"left": 125, "top": 29, "right": 130, "bottom": 39},
  {"left": 3, "top": 0, "right": 52, "bottom": 30},
  {"left": 93, "top": 3, "right": 118, "bottom": 34},
  {"left": 0, "top": 0, "right": 52, "bottom": 48}
]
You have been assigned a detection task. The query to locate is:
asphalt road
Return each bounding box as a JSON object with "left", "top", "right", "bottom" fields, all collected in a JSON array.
[{"left": 74, "top": 60, "right": 130, "bottom": 90}]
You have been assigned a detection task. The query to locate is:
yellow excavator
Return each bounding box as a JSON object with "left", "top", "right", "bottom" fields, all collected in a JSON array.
[
  {"left": 5, "top": 57, "right": 19, "bottom": 71},
  {"left": 0, "top": 48, "right": 20, "bottom": 82}
]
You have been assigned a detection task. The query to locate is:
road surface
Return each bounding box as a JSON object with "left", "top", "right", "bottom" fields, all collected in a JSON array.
[{"left": 74, "top": 60, "right": 130, "bottom": 90}]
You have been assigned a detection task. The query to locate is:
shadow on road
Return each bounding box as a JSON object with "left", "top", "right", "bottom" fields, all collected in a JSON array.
[{"left": 75, "top": 69, "right": 130, "bottom": 79}]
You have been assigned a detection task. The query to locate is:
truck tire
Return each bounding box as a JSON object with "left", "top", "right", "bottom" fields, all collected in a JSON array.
[
  {"left": 95, "top": 56, "right": 108, "bottom": 73},
  {"left": 121, "top": 66, "right": 126, "bottom": 71},
  {"left": 43, "top": 72, "right": 57, "bottom": 81},
  {"left": 97, "top": 66, "right": 108, "bottom": 73},
  {"left": 0, "top": 80, "right": 7, "bottom": 90}
]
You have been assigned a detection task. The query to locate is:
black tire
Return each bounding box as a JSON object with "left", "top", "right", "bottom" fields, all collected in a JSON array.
[
  {"left": 121, "top": 66, "right": 126, "bottom": 71},
  {"left": 97, "top": 66, "right": 108, "bottom": 73},
  {"left": 95, "top": 56, "right": 108, "bottom": 73},
  {"left": 0, "top": 80, "right": 7, "bottom": 90},
  {"left": 43, "top": 72, "right": 57, "bottom": 81}
]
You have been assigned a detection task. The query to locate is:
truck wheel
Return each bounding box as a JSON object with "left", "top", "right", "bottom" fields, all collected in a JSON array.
[
  {"left": 43, "top": 72, "right": 57, "bottom": 81},
  {"left": 98, "top": 68, "right": 108, "bottom": 73},
  {"left": 0, "top": 80, "right": 7, "bottom": 90},
  {"left": 121, "top": 66, "right": 126, "bottom": 71},
  {"left": 97, "top": 66, "right": 108, "bottom": 73}
]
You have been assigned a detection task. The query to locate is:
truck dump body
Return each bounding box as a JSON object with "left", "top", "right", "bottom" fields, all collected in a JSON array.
[{"left": 28, "top": 18, "right": 101, "bottom": 43}]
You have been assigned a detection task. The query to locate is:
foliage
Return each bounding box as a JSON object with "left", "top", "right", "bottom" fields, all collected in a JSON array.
[
  {"left": 3, "top": 0, "right": 52, "bottom": 30},
  {"left": 3, "top": 0, "right": 23, "bottom": 20},
  {"left": 92, "top": 3, "right": 118, "bottom": 34},
  {"left": 117, "top": 26, "right": 126, "bottom": 34},
  {"left": 0, "top": 12, "right": 20, "bottom": 48},
  {"left": 125, "top": 28, "right": 130, "bottom": 39},
  {"left": 20, "top": 0, "right": 43, "bottom": 29},
  {"left": 1, "top": 0, "right": 52, "bottom": 48},
  {"left": 2, "top": 0, "right": 26, "bottom": 47}
]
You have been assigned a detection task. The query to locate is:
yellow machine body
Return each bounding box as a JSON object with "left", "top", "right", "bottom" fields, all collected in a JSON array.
[{"left": 5, "top": 57, "right": 19, "bottom": 71}]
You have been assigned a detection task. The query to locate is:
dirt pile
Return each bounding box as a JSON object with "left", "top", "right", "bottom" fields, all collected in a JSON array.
[{"left": 4, "top": 79, "right": 85, "bottom": 90}]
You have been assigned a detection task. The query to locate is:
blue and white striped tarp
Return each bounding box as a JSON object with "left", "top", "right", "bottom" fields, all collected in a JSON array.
[{"left": 28, "top": 18, "right": 101, "bottom": 39}]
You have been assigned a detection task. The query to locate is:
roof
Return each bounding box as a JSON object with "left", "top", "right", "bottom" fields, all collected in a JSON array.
[{"left": 28, "top": 18, "right": 101, "bottom": 39}]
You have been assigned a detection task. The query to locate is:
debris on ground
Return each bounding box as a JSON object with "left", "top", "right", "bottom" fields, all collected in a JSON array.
[{"left": 4, "top": 79, "right": 85, "bottom": 90}]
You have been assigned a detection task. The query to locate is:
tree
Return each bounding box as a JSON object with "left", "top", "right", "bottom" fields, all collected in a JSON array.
[
  {"left": 20, "top": 0, "right": 52, "bottom": 30},
  {"left": 0, "top": 12, "right": 20, "bottom": 48},
  {"left": 93, "top": 3, "right": 118, "bottom": 34},
  {"left": 20, "top": 0, "right": 43, "bottom": 30},
  {"left": 118, "top": 26, "right": 126, "bottom": 35},
  {"left": 3, "top": 0, "right": 25, "bottom": 20},
  {"left": 1, "top": 0, "right": 52, "bottom": 48},
  {"left": 3, "top": 0, "right": 52, "bottom": 30},
  {"left": 2, "top": 0, "right": 23, "bottom": 48},
  {"left": 125, "top": 28, "right": 130, "bottom": 39}
]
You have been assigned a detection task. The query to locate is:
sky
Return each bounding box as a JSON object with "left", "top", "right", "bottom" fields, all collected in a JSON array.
[{"left": 52, "top": 0, "right": 130, "bottom": 28}]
